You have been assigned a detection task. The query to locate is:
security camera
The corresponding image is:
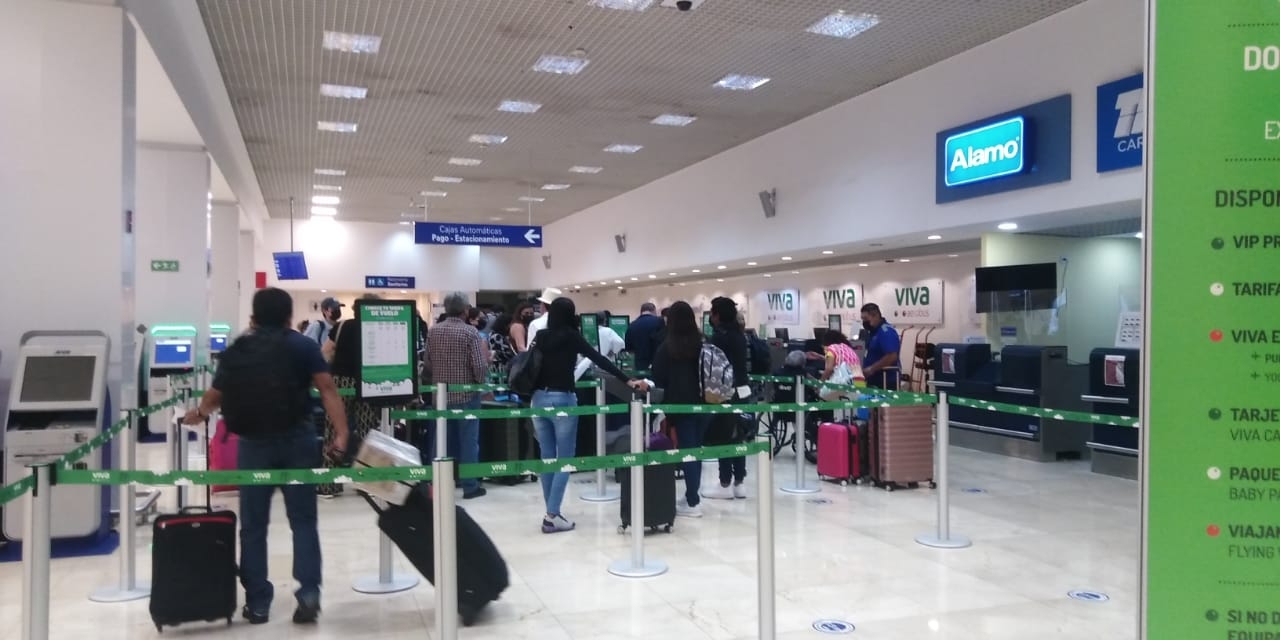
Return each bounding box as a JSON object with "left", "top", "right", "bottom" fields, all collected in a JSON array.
[{"left": 676, "top": 0, "right": 692, "bottom": 10}]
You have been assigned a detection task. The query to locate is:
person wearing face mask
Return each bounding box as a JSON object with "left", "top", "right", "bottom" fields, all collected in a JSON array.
[
  {"left": 303, "top": 297, "right": 343, "bottom": 346},
  {"left": 860, "top": 303, "right": 902, "bottom": 390},
  {"left": 509, "top": 301, "right": 536, "bottom": 353}
]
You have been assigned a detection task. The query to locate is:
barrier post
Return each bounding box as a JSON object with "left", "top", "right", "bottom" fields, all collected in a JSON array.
[
  {"left": 21, "top": 463, "right": 52, "bottom": 640},
  {"left": 433, "top": 456, "right": 460, "bottom": 637},
  {"left": 581, "top": 381, "right": 619, "bottom": 503},
  {"left": 608, "top": 398, "right": 667, "bottom": 578},
  {"left": 354, "top": 408, "right": 419, "bottom": 594},
  {"left": 756, "top": 434, "right": 777, "bottom": 639},
  {"left": 173, "top": 390, "right": 191, "bottom": 509},
  {"left": 915, "top": 391, "right": 971, "bottom": 549},
  {"left": 780, "top": 375, "right": 819, "bottom": 494},
  {"left": 90, "top": 410, "right": 150, "bottom": 602}
]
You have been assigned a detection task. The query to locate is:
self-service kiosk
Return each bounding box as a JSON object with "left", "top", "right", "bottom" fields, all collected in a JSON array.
[
  {"left": 144, "top": 325, "right": 197, "bottom": 433},
  {"left": 209, "top": 323, "right": 231, "bottom": 360},
  {"left": 1081, "top": 348, "right": 1140, "bottom": 479},
  {"left": 3, "top": 331, "right": 111, "bottom": 541}
]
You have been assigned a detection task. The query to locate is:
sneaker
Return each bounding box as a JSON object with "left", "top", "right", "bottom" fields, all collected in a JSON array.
[
  {"left": 242, "top": 606, "right": 269, "bottom": 625},
  {"left": 676, "top": 498, "right": 704, "bottom": 518},
  {"left": 733, "top": 483, "right": 747, "bottom": 499},
  {"left": 541, "top": 514, "right": 576, "bottom": 534},
  {"left": 462, "top": 487, "right": 488, "bottom": 500},
  {"left": 700, "top": 484, "right": 735, "bottom": 500},
  {"left": 293, "top": 600, "right": 321, "bottom": 625}
]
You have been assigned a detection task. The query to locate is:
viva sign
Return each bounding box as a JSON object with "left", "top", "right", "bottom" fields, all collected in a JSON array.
[
  {"left": 822, "top": 288, "right": 859, "bottom": 310},
  {"left": 943, "top": 117, "right": 1027, "bottom": 187},
  {"left": 761, "top": 288, "right": 800, "bottom": 325},
  {"left": 875, "top": 279, "right": 944, "bottom": 326}
]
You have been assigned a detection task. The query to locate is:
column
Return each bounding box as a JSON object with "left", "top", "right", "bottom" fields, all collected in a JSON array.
[
  {"left": 237, "top": 230, "right": 256, "bottom": 332},
  {"left": 209, "top": 202, "right": 240, "bottom": 332}
]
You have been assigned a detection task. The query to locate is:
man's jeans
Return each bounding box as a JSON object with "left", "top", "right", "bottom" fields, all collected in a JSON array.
[
  {"left": 238, "top": 426, "right": 323, "bottom": 612},
  {"left": 428, "top": 396, "right": 482, "bottom": 493}
]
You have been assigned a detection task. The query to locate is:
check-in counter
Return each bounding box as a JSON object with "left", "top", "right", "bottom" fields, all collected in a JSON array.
[{"left": 1081, "top": 348, "right": 1140, "bottom": 479}]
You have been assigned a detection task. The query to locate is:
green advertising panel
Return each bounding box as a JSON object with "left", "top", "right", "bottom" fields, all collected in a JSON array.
[
  {"left": 356, "top": 300, "right": 417, "bottom": 402},
  {"left": 1146, "top": 3, "right": 1280, "bottom": 637},
  {"left": 609, "top": 315, "right": 630, "bottom": 339},
  {"left": 579, "top": 313, "right": 600, "bottom": 349}
]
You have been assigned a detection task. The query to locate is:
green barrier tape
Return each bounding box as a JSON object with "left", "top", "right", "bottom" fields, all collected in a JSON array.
[
  {"left": 317, "top": 380, "right": 603, "bottom": 399},
  {"left": 748, "top": 374, "right": 797, "bottom": 384},
  {"left": 390, "top": 404, "right": 629, "bottom": 422},
  {"left": 458, "top": 441, "right": 770, "bottom": 479},
  {"left": 136, "top": 394, "right": 187, "bottom": 418},
  {"left": 58, "top": 417, "right": 131, "bottom": 469},
  {"left": 0, "top": 476, "right": 33, "bottom": 506},
  {"left": 59, "top": 464, "right": 434, "bottom": 487},
  {"left": 946, "top": 395, "right": 1140, "bottom": 428}
]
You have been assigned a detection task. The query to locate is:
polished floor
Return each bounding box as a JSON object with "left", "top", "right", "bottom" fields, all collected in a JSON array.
[{"left": 0, "top": 442, "right": 1140, "bottom": 639}]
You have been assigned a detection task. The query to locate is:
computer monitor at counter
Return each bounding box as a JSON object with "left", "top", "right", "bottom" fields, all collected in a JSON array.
[{"left": 774, "top": 328, "right": 790, "bottom": 341}]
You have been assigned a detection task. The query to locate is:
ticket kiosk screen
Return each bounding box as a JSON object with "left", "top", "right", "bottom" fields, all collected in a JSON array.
[
  {"left": 18, "top": 356, "right": 96, "bottom": 403},
  {"left": 153, "top": 340, "right": 194, "bottom": 367},
  {"left": 210, "top": 336, "right": 228, "bottom": 353}
]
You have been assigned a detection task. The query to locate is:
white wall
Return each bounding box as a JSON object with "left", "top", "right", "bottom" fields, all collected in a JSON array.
[
  {"left": 236, "top": 230, "right": 255, "bottom": 331},
  {"left": 209, "top": 202, "right": 240, "bottom": 326},
  {"left": 542, "top": 0, "right": 1143, "bottom": 285}
]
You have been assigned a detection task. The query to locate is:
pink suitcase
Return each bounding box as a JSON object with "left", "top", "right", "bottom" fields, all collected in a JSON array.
[
  {"left": 209, "top": 419, "right": 239, "bottom": 494},
  {"left": 816, "top": 422, "right": 862, "bottom": 485}
]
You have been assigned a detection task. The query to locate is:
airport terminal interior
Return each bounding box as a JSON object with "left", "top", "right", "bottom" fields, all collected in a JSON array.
[{"left": 0, "top": 0, "right": 1271, "bottom": 638}]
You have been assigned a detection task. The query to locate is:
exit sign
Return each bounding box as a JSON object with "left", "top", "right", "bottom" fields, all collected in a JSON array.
[{"left": 151, "top": 260, "right": 180, "bottom": 273}]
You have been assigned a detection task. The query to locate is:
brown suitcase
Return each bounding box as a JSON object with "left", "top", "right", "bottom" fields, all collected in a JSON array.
[{"left": 868, "top": 404, "right": 936, "bottom": 491}]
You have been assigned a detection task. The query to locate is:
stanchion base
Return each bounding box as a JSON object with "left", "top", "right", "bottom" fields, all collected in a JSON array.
[
  {"left": 580, "top": 488, "right": 621, "bottom": 503},
  {"left": 352, "top": 575, "right": 419, "bottom": 594},
  {"left": 780, "top": 484, "right": 821, "bottom": 495},
  {"left": 89, "top": 583, "right": 151, "bottom": 603},
  {"left": 915, "top": 534, "right": 972, "bottom": 549},
  {"left": 607, "top": 559, "right": 668, "bottom": 579}
]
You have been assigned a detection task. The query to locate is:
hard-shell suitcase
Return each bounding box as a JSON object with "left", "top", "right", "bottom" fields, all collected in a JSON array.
[
  {"left": 363, "top": 485, "right": 508, "bottom": 626},
  {"left": 209, "top": 419, "right": 239, "bottom": 494},
  {"left": 479, "top": 401, "right": 537, "bottom": 485},
  {"left": 868, "top": 404, "right": 935, "bottom": 491},
  {"left": 149, "top": 507, "right": 238, "bottom": 630},
  {"left": 816, "top": 422, "right": 863, "bottom": 485},
  {"left": 618, "top": 464, "right": 677, "bottom": 533}
]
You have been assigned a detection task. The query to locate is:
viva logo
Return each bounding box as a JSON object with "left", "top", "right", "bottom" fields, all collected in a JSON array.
[
  {"left": 894, "top": 286, "right": 931, "bottom": 306},
  {"left": 822, "top": 288, "right": 858, "bottom": 310},
  {"left": 766, "top": 292, "right": 795, "bottom": 311}
]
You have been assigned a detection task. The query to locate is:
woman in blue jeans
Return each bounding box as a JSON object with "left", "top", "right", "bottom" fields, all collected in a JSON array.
[
  {"left": 529, "top": 297, "right": 645, "bottom": 533},
  {"left": 650, "top": 301, "right": 712, "bottom": 517}
]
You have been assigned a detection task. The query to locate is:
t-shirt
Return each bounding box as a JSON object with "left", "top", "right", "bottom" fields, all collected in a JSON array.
[
  {"left": 532, "top": 327, "right": 631, "bottom": 393},
  {"left": 525, "top": 313, "right": 549, "bottom": 350},
  {"left": 597, "top": 327, "right": 626, "bottom": 361},
  {"left": 211, "top": 327, "right": 328, "bottom": 425},
  {"left": 863, "top": 322, "right": 901, "bottom": 388},
  {"left": 624, "top": 314, "right": 664, "bottom": 371},
  {"left": 327, "top": 319, "right": 361, "bottom": 378}
]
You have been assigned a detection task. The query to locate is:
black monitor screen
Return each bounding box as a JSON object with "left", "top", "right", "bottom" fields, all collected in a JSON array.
[
  {"left": 19, "top": 356, "right": 97, "bottom": 403},
  {"left": 975, "top": 263, "right": 1057, "bottom": 292},
  {"left": 774, "top": 328, "right": 790, "bottom": 341}
]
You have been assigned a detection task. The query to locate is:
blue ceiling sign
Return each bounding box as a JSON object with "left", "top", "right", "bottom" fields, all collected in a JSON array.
[
  {"left": 414, "top": 222, "right": 543, "bottom": 248},
  {"left": 1096, "top": 73, "right": 1144, "bottom": 173},
  {"left": 365, "top": 276, "right": 416, "bottom": 289}
]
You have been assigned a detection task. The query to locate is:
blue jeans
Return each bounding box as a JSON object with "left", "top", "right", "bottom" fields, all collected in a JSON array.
[
  {"left": 530, "top": 390, "right": 578, "bottom": 516},
  {"left": 238, "top": 427, "right": 323, "bottom": 612},
  {"left": 670, "top": 414, "right": 711, "bottom": 507},
  {"left": 427, "top": 396, "right": 482, "bottom": 492}
]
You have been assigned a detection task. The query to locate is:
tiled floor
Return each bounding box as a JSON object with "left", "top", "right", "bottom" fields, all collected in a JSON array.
[{"left": 0, "top": 444, "right": 1140, "bottom": 639}]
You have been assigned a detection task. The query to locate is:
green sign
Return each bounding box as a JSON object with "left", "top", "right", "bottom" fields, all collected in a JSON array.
[
  {"left": 702, "top": 311, "right": 713, "bottom": 337},
  {"left": 150, "top": 259, "right": 180, "bottom": 272},
  {"left": 609, "top": 315, "right": 629, "bottom": 339},
  {"left": 1146, "top": 3, "right": 1280, "bottom": 637},
  {"left": 579, "top": 313, "right": 600, "bottom": 349},
  {"left": 356, "top": 300, "right": 417, "bottom": 401}
]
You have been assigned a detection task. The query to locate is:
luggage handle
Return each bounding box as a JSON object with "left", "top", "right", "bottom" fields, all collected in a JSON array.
[
  {"left": 358, "top": 489, "right": 385, "bottom": 515},
  {"left": 178, "top": 505, "right": 215, "bottom": 515}
]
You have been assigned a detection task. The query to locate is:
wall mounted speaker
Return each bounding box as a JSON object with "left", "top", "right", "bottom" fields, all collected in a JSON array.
[
  {"left": 614, "top": 234, "right": 627, "bottom": 253},
  {"left": 758, "top": 188, "right": 777, "bottom": 218},
  {"left": 542, "top": 254, "right": 552, "bottom": 269}
]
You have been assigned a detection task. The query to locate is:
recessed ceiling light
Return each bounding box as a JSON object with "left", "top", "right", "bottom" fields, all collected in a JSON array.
[
  {"left": 311, "top": 195, "right": 340, "bottom": 205},
  {"left": 541, "top": 184, "right": 571, "bottom": 191},
  {"left": 518, "top": 196, "right": 546, "bottom": 203},
  {"left": 716, "top": 265, "right": 727, "bottom": 270},
  {"left": 604, "top": 143, "right": 643, "bottom": 154},
  {"left": 651, "top": 114, "right": 697, "bottom": 127},
  {"left": 614, "top": 280, "right": 623, "bottom": 284},
  {"left": 314, "top": 168, "right": 346, "bottom": 176},
  {"left": 433, "top": 176, "right": 463, "bottom": 184},
  {"left": 647, "top": 274, "right": 657, "bottom": 279},
  {"left": 498, "top": 100, "right": 542, "bottom": 114},
  {"left": 668, "top": 272, "right": 677, "bottom": 276},
  {"left": 600, "top": 281, "right": 608, "bottom": 285},
  {"left": 533, "top": 54, "right": 590, "bottom": 75},
  {"left": 858, "top": 263, "right": 869, "bottom": 267},
  {"left": 716, "top": 278, "right": 725, "bottom": 283},
  {"left": 927, "top": 234, "right": 942, "bottom": 240},
  {"left": 589, "top": 0, "right": 655, "bottom": 10},
  {"left": 747, "top": 261, "right": 758, "bottom": 266},
  {"left": 821, "top": 250, "right": 834, "bottom": 255},
  {"left": 691, "top": 269, "right": 702, "bottom": 273},
  {"left": 806, "top": 11, "right": 881, "bottom": 39},
  {"left": 322, "top": 31, "right": 382, "bottom": 54},
  {"left": 310, "top": 206, "right": 337, "bottom": 216},
  {"left": 317, "top": 120, "right": 358, "bottom": 133},
  {"left": 630, "top": 277, "right": 639, "bottom": 281},
  {"left": 399, "top": 290, "right": 408, "bottom": 294},
  {"left": 319, "top": 83, "right": 368, "bottom": 99},
  {"left": 763, "top": 274, "right": 772, "bottom": 278},
  {"left": 490, "top": 216, "right": 504, "bottom": 221},
  {"left": 569, "top": 165, "right": 603, "bottom": 174},
  {"left": 947, "top": 254, "right": 959, "bottom": 258},
  {"left": 449, "top": 157, "right": 482, "bottom": 166},
  {"left": 998, "top": 222, "right": 1019, "bottom": 231},
  {"left": 420, "top": 190, "right": 448, "bottom": 198},
  {"left": 781, "top": 256, "right": 793, "bottom": 261},
  {"left": 714, "top": 74, "right": 771, "bottom": 91},
  {"left": 503, "top": 207, "right": 523, "bottom": 213},
  {"left": 791, "top": 271, "right": 800, "bottom": 275},
  {"left": 900, "top": 258, "right": 912, "bottom": 263},
  {"left": 469, "top": 133, "right": 508, "bottom": 145},
  {"left": 399, "top": 221, "right": 412, "bottom": 226},
  {"left": 314, "top": 184, "right": 341, "bottom": 191}
]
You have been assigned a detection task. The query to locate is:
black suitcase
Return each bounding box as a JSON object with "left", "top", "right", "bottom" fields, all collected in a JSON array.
[
  {"left": 150, "top": 506, "right": 238, "bottom": 631},
  {"left": 363, "top": 485, "right": 508, "bottom": 626},
  {"left": 618, "top": 464, "right": 677, "bottom": 533},
  {"left": 479, "top": 402, "right": 537, "bottom": 485}
]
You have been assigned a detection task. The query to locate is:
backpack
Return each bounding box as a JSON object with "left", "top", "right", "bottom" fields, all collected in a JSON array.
[
  {"left": 746, "top": 334, "right": 772, "bottom": 375},
  {"left": 506, "top": 340, "right": 543, "bottom": 396},
  {"left": 699, "top": 343, "right": 735, "bottom": 404},
  {"left": 218, "top": 330, "right": 309, "bottom": 437}
]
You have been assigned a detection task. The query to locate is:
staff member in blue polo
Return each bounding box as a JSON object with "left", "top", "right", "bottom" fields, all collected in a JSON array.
[{"left": 860, "top": 303, "right": 901, "bottom": 390}]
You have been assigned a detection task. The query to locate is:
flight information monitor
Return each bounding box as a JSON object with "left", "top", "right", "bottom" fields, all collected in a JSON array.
[{"left": 272, "top": 251, "right": 309, "bottom": 280}]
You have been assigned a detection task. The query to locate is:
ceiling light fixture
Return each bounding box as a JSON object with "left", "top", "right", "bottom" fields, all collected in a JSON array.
[
  {"left": 630, "top": 277, "right": 639, "bottom": 281},
  {"left": 569, "top": 165, "right": 603, "bottom": 174},
  {"left": 533, "top": 54, "right": 590, "bottom": 75},
  {"left": 716, "top": 265, "right": 727, "bottom": 270},
  {"left": 900, "top": 258, "right": 912, "bottom": 263},
  {"left": 714, "top": 74, "right": 771, "bottom": 91},
  {"left": 651, "top": 114, "right": 697, "bottom": 127},
  {"left": 747, "top": 261, "right": 758, "bottom": 266},
  {"left": 518, "top": 196, "right": 546, "bottom": 203},
  {"left": 490, "top": 216, "right": 504, "bottom": 221},
  {"left": 691, "top": 269, "right": 702, "bottom": 273},
  {"left": 313, "top": 184, "right": 341, "bottom": 191},
  {"left": 317, "top": 120, "right": 358, "bottom": 133},
  {"left": 647, "top": 274, "right": 657, "bottom": 279},
  {"left": 604, "top": 143, "right": 643, "bottom": 154},
  {"left": 947, "top": 254, "right": 959, "bottom": 258},
  {"left": 469, "top": 133, "right": 508, "bottom": 145},
  {"left": 668, "top": 272, "right": 677, "bottom": 276},
  {"left": 763, "top": 274, "right": 772, "bottom": 278},
  {"left": 806, "top": 10, "right": 881, "bottom": 39},
  {"left": 858, "top": 263, "right": 869, "bottom": 267},
  {"left": 498, "top": 100, "right": 542, "bottom": 113},
  {"left": 791, "top": 271, "right": 800, "bottom": 275},
  {"left": 420, "top": 190, "right": 448, "bottom": 198},
  {"left": 322, "top": 31, "right": 382, "bottom": 54},
  {"left": 433, "top": 176, "right": 463, "bottom": 184},
  {"left": 821, "top": 250, "right": 834, "bottom": 255},
  {"left": 589, "top": 0, "right": 655, "bottom": 10},
  {"left": 927, "top": 234, "right": 942, "bottom": 240},
  {"left": 319, "top": 83, "right": 368, "bottom": 99},
  {"left": 541, "top": 184, "right": 571, "bottom": 191},
  {"left": 310, "top": 206, "right": 337, "bottom": 216},
  {"left": 614, "top": 280, "right": 622, "bottom": 284},
  {"left": 399, "top": 221, "right": 412, "bottom": 226},
  {"left": 998, "top": 222, "right": 1019, "bottom": 231},
  {"left": 781, "top": 256, "right": 793, "bottom": 261},
  {"left": 600, "top": 281, "right": 608, "bottom": 285},
  {"left": 503, "top": 207, "right": 523, "bottom": 213},
  {"left": 716, "top": 278, "right": 725, "bottom": 283},
  {"left": 314, "top": 168, "right": 346, "bottom": 176},
  {"left": 311, "top": 195, "right": 340, "bottom": 205},
  {"left": 449, "top": 157, "right": 482, "bottom": 166}
]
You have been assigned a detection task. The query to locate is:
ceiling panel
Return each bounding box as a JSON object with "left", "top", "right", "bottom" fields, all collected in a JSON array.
[{"left": 198, "top": 0, "right": 1086, "bottom": 224}]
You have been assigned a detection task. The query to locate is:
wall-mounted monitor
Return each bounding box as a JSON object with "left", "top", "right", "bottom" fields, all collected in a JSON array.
[
  {"left": 774, "top": 328, "right": 790, "bottom": 342},
  {"left": 975, "top": 262, "right": 1058, "bottom": 313},
  {"left": 272, "top": 251, "right": 309, "bottom": 281}
]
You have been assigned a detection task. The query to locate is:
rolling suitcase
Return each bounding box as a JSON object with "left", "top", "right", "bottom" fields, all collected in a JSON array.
[
  {"left": 362, "top": 484, "right": 509, "bottom": 626},
  {"left": 868, "top": 404, "right": 936, "bottom": 491},
  {"left": 816, "top": 422, "right": 864, "bottom": 485},
  {"left": 479, "top": 401, "right": 537, "bottom": 485},
  {"left": 150, "top": 506, "right": 238, "bottom": 630},
  {"left": 618, "top": 464, "right": 677, "bottom": 533}
]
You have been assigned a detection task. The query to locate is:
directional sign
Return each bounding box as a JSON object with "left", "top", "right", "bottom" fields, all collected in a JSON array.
[
  {"left": 365, "top": 275, "right": 416, "bottom": 289},
  {"left": 150, "top": 259, "right": 180, "bottom": 273},
  {"left": 414, "top": 222, "right": 543, "bottom": 248}
]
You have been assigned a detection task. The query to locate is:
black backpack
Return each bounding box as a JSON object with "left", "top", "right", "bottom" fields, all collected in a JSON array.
[
  {"left": 747, "top": 334, "right": 772, "bottom": 375},
  {"left": 218, "top": 330, "right": 308, "bottom": 437}
]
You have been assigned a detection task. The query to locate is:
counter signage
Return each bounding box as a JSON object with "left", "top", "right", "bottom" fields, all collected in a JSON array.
[
  {"left": 935, "top": 95, "right": 1072, "bottom": 204},
  {"left": 1145, "top": 3, "right": 1280, "bottom": 638},
  {"left": 809, "top": 284, "right": 864, "bottom": 332},
  {"left": 943, "top": 117, "right": 1026, "bottom": 187},
  {"left": 1097, "top": 73, "right": 1145, "bottom": 173},
  {"left": 364, "top": 275, "right": 416, "bottom": 289},
  {"left": 759, "top": 288, "right": 800, "bottom": 325},
  {"left": 356, "top": 300, "right": 417, "bottom": 402},
  {"left": 871, "top": 279, "right": 944, "bottom": 326},
  {"left": 414, "top": 222, "right": 543, "bottom": 248}
]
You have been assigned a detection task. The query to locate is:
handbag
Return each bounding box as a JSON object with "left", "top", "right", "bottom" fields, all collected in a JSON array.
[
  {"left": 322, "top": 320, "right": 346, "bottom": 364},
  {"left": 820, "top": 361, "right": 860, "bottom": 401},
  {"left": 506, "top": 339, "right": 543, "bottom": 396}
]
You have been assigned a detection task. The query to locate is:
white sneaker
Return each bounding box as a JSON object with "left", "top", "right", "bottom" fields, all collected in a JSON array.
[
  {"left": 733, "top": 483, "right": 747, "bottom": 499},
  {"left": 676, "top": 498, "right": 703, "bottom": 518},
  {"left": 700, "top": 484, "right": 735, "bottom": 500}
]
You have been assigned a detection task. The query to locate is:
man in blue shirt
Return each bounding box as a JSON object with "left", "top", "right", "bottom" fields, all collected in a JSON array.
[
  {"left": 624, "top": 302, "right": 664, "bottom": 372},
  {"left": 860, "top": 303, "right": 901, "bottom": 390}
]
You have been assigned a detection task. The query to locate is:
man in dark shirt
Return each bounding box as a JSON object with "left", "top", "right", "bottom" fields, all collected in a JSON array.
[
  {"left": 184, "top": 287, "right": 349, "bottom": 626},
  {"left": 624, "top": 302, "right": 664, "bottom": 371},
  {"left": 424, "top": 292, "right": 490, "bottom": 499},
  {"left": 860, "top": 303, "right": 902, "bottom": 390}
]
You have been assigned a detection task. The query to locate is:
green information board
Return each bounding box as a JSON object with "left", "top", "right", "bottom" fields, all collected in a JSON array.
[
  {"left": 609, "top": 315, "right": 630, "bottom": 340},
  {"left": 356, "top": 300, "right": 417, "bottom": 402},
  {"left": 580, "top": 313, "right": 600, "bottom": 349},
  {"left": 1145, "top": 3, "right": 1280, "bottom": 637}
]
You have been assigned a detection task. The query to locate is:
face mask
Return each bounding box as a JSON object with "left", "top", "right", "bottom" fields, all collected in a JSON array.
[
  {"left": 330, "top": 308, "right": 342, "bottom": 322},
  {"left": 863, "top": 320, "right": 874, "bottom": 332}
]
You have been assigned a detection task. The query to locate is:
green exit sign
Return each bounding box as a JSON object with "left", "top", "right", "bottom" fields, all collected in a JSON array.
[{"left": 150, "top": 260, "right": 180, "bottom": 273}]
